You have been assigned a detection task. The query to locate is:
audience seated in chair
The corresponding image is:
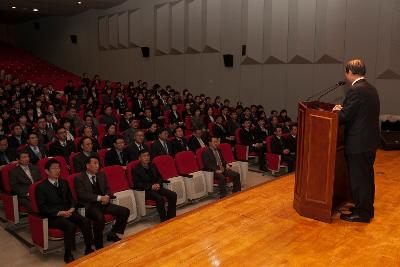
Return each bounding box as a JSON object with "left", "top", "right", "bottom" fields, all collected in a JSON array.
[
  {"left": 239, "top": 119, "right": 267, "bottom": 172},
  {"left": 9, "top": 151, "right": 41, "bottom": 211},
  {"left": 74, "top": 156, "right": 130, "bottom": 249},
  {"left": 125, "top": 130, "right": 146, "bottom": 162},
  {"left": 49, "top": 127, "right": 76, "bottom": 164},
  {"left": 0, "top": 135, "right": 17, "bottom": 171},
  {"left": 202, "top": 137, "right": 241, "bottom": 198},
  {"left": 132, "top": 150, "right": 177, "bottom": 222},
  {"left": 151, "top": 128, "right": 173, "bottom": 158},
  {"left": 23, "top": 132, "right": 47, "bottom": 165},
  {"left": 73, "top": 137, "right": 99, "bottom": 173},
  {"left": 145, "top": 122, "right": 158, "bottom": 142},
  {"left": 171, "top": 127, "right": 190, "bottom": 155},
  {"left": 101, "top": 123, "right": 117, "bottom": 149},
  {"left": 188, "top": 128, "right": 208, "bottom": 153},
  {"left": 270, "top": 126, "right": 295, "bottom": 172},
  {"left": 36, "top": 159, "right": 94, "bottom": 263},
  {"left": 105, "top": 136, "right": 128, "bottom": 167},
  {"left": 123, "top": 118, "right": 139, "bottom": 145},
  {"left": 8, "top": 123, "right": 27, "bottom": 153}
]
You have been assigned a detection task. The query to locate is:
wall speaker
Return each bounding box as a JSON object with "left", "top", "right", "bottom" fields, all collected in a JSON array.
[
  {"left": 70, "top": 35, "right": 78, "bottom": 44},
  {"left": 141, "top": 47, "right": 150, "bottom": 58},
  {"left": 242, "top": 45, "right": 247, "bottom": 56},
  {"left": 33, "top": 22, "right": 40, "bottom": 30},
  {"left": 223, "top": 54, "right": 234, "bottom": 67}
]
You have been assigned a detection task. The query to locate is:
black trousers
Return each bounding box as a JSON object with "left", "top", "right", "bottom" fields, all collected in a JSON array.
[
  {"left": 249, "top": 146, "right": 266, "bottom": 169},
  {"left": 48, "top": 212, "right": 92, "bottom": 252},
  {"left": 214, "top": 169, "right": 241, "bottom": 197},
  {"left": 282, "top": 154, "right": 296, "bottom": 172},
  {"left": 85, "top": 203, "right": 130, "bottom": 248},
  {"left": 146, "top": 188, "right": 177, "bottom": 222},
  {"left": 18, "top": 196, "right": 32, "bottom": 211},
  {"left": 346, "top": 151, "right": 376, "bottom": 218}
]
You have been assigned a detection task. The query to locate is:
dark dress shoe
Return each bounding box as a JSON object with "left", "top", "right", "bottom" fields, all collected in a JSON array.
[
  {"left": 84, "top": 247, "right": 95, "bottom": 255},
  {"left": 348, "top": 207, "right": 374, "bottom": 218},
  {"left": 107, "top": 232, "right": 121, "bottom": 242},
  {"left": 64, "top": 253, "right": 75, "bottom": 263},
  {"left": 340, "top": 213, "right": 370, "bottom": 223}
]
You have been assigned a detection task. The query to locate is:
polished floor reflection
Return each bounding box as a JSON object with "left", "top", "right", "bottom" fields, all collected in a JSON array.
[{"left": 68, "top": 150, "right": 400, "bottom": 267}]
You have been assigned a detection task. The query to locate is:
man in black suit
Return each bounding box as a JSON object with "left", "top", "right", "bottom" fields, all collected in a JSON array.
[
  {"left": 9, "top": 151, "right": 41, "bottom": 210},
  {"left": 105, "top": 136, "right": 128, "bottom": 166},
  {"left": 0, "top": 136, "right": 17, "bottom": 171},
  {"left": 124, "top": 130, "right": 146, "bottom": 162},
  {"left": 333, "top": 59, "right": 380, "bottom": 223},
  {"left": 73, "top": 137, "right": 99, "bottom": 173},
  {"left": 202, "top": 137, "right": 241, "bottom": 198},
  {"left": 132, "top": 92, "right": 145, "bottom": 118},
  {"left": 213, "top": 115, "right": 233, "bottom": 144},
  {"left": 285, "top": 125, "right": 297, "bottom": 157},
  {"left": 270, "top": 127, "right": 295, "bottom": 172},
  {"left": 49, "top": 127, "right": 76, "bottom": 164},
  {"left": 151, "top": 128, "right": 173, "bottom": 158},
  {"left": 123, "top": 118, "right": 139, "bottom": 145},
  {"left": 239, "top": 119, "right": 267, "bottom": 171},
  {"left": 140, "top": 108, "right": 153, "bottom": 130},
  {"left": 36, "top": 159, "right": 94, "bottom": 263},
  {"left": 171, "top": 127, "right": 190, "bottom": 155},
  {"left": 23, "top": 132, "right": 47, "bottom": 165},
  {"left": 132, "top": 150, "right": 177, "bottom": 222},
  {"left": 188, "top": 128, "right": 208, "bottom": 153},
  {"left": 74, "top": 156, "right": 130, "bottom": 249},
  {"left": 36, "top": 116, "right": 55, "bottom": 146},
  {"left": 8, "top": 124, "right": 26, "bottom": 152},
  {"left": 119, "top": 111, "right": 133, "bottom": 133}
]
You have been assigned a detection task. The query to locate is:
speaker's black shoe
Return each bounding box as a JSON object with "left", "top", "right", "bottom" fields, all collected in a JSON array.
[
  {"left": 348, "top": 207, "right": 374, "bottom": 218},
  {"left": 340, "top": 213, "right": 370, "bottom": 223},
  {"left": 107, "top": 232, "right": 121, "bottom": 242},
  {"left": 64, "top": 253, "right": 75, "bottom": 263},
  {"left": 84, "top": 247, "right": 95, "bottom": 255}
]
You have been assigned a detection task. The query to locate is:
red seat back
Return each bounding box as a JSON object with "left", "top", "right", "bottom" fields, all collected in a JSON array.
[
  {"left": 16, "top": 144, "right": 27, "bottom": 153},
  {"left": 97, "top": 124, "right": 106, "bottom": 136},
  {"left": 196, "top": 147, "right": 209, "bottom": 170},
  {"left": 37, "top": 156, "right": 69, "bottom": 179},
  {"left": 98, "top": 148, "right": 110, "bottom": 166},
  {"left": 219, "top": 143, "right": 235, "bottom": 163},
  {"left": 69, "top": 152, "right": 80, "bottom": 173},
  {"left": 1, "top": 163, "right": 18, "bottom": 193},
  {"left": 265, "top": 136, "right": 274, "bottom": 153},
  {"left": 65, "top": 174, "right": 78, "bottom": 200},
  {"left": 152, "top": 155, "right": 178, "bottom": 180},
  {"left": 126, "top": 160, "right": 140, "bottom": 188},
  {"left": 101, "top": 166, "right": 129, "bottom": 193},
  {"left": 235, "top": 128, "right": 242, "bottom": 144},
  {"left": 175, "top": 151, "right": 199, "bottom": 174}
]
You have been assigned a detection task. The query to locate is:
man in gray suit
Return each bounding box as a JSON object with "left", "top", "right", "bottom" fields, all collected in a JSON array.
[{"left": 9, "top": 151, "right": 42, "bottom": 210}]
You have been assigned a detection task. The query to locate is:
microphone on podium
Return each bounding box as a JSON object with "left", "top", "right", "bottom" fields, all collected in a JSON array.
[{"left": 306, "top": 81, "right": 346, "bottom": 101}]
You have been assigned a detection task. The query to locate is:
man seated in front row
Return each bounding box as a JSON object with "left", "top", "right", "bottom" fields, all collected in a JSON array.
[
  {"left": 36, "top": 159, "right": 94, "bottom": 263},
  {"left": 9, "top": 151, "right": 41, "bottom": 210},
  {"left": 74, "top": 156, "right": 130, "bottom": 249},
  {"left": 125, "top": 130, "right": 146, "bottom": 162},
  {"left": 270, "top": 126, "right": 295, "bottom": 172},
  {"left": 202, "top": 137, "right": 241, "bottom": 198},
  {"left": 171, "top": 127, "right": 190, "bottom": 155},
  {"left": 151, "top": 128, "right": 173, "bottom": 158},
  {"left": 132, "top": 150, "right": 177, "bottom": 222}
]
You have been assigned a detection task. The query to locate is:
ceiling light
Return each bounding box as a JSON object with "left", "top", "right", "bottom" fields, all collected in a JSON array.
[
  {"left": 33, "top": 8, "right": 39, "bottom": 12},
  {"left": 12, "top": 6, "right": 16, "bottom": 9},
  {"left": 78, "top": 1, "right": 82, "bottom": 4}
]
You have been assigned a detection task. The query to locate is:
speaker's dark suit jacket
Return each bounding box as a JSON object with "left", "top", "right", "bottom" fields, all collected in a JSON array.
[
  {"left": 104, "top": 148, "right": 128, "bottom": 166},
  {"left": 132, "top": 163, "right": 163, "bottom": 191},
  {"left": 49, "top": 140, "right": 76, "bottom": 163},
  {"left": 74, "top": 172, "right": 111, "bottom": 207},
  {"left": 151, "top": 139, "right": 173, "bottom": 157},
  {"left": 339, "top": 79, "right": 380, "bottom": 154},
  {"left": 9, "top": 164, "right": 41, "bottom": 197},
  {"left": 36, "top": 179, "right": 75, "bottom": 218}
]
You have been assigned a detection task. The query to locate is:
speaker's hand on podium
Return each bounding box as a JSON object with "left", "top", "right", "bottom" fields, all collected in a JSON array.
[{"left": 332, "top": 105, "right": 342, "bottom": 112}]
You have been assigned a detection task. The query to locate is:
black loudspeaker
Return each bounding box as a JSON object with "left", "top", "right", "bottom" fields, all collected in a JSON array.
[
  {"left": 380, "top": 132, "right": 400, "bottom": 150},
  {"left": 34, "top": 22, "right": 40, "bottom": 30},
  {"left": 70, "top": 35, "right": 78, "bottom": 44},
  {"left": 141, "top": 47, "right": 150, "bottom": 58},
  {"left": 223, "top": 54, "right": 234, "bottom": 67},
  {"left": 242, "top": 45, "right": 247, "bottom": 56}
]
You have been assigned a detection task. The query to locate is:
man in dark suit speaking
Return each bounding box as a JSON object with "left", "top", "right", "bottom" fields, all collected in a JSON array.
[{"left": 333, "top": 59, "right": 380, "bottom": 223}]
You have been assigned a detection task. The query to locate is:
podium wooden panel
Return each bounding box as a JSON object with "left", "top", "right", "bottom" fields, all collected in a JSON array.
[{"left": 294, "top": 101, "right": 351, "bottom": 223}]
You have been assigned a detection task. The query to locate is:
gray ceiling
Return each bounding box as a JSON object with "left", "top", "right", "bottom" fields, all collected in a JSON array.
[{"left": 0, "top": 0, "right": 127, "bottom": 23}]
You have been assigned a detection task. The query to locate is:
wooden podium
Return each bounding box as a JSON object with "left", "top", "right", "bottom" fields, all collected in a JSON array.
[{"left": 293, "top": 101, "right": 351, "bottom": 223}]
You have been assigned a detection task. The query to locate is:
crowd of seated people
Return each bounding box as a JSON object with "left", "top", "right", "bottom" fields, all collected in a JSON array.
[{"left": 0, "top": 69, "right": 297, "bottom": 263}]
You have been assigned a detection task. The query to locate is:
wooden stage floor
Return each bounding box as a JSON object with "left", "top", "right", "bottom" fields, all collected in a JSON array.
[{"left": 69, "top": 150, "right": 400, "bottom": 267}]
